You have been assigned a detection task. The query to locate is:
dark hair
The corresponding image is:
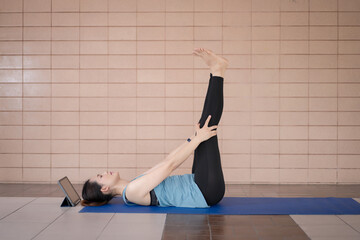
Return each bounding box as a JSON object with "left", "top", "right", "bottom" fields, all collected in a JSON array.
[{"left": 81, "top": 179, "right": 114, "bottom": 207}]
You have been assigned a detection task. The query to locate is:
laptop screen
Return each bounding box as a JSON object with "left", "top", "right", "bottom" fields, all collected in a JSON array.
[{"left": 58, "top": 176, "right": 81, "bottom": 204}]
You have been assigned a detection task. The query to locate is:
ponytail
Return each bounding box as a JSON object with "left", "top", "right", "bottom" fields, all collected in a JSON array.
[{"left": 80, "top": 199, "right": 108, "bottom": 207}]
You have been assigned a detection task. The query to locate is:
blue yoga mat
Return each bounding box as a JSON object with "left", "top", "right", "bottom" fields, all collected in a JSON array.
[{"left": 79, "top": 197, "right": 360, "bottom": 215}]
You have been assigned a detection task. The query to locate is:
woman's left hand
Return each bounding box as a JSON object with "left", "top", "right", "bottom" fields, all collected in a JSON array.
[{"left": 194, "top": 115, "right": 218, "bottom": 142}]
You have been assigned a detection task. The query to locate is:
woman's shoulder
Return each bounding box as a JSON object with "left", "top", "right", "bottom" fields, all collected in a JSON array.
[
  {"left": 123, "top": 174, "right": 150, "bottom": 206},
  {"left": 123, "top": 174, "right": 145, "bottom": 194},
  {"left": 124, "top": 185, "right": 151, "bottom": 206}
]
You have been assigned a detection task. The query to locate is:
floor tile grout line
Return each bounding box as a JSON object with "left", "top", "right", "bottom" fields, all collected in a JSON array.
[
  {"left": 207, "top": 215, "right": 213, "bottom": 240},
  {"left": 31, "top": 204, "right": 71, "bottom": 240},
  {"left": 0, "top": 197, "right": 37, "bottom": 221},
  {"left": 160, "top": 214, "right": 169, "bottom": 240},
  {"left": 160, "top": 213, "right": 167, "bottom": 240},
  {"left": 336, "top": 214, "right": 360, "bottom": 234},
  {"left": 96, "top": 213, "right": 116, "bottom": 240},
  {"left": 289, "top": 215, "right": 313, "bottom": 240}
]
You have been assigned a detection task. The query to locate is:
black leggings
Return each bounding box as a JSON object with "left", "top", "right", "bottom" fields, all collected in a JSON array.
[{"left": 193, "top": 73, "right": 225, "bottom": 206}]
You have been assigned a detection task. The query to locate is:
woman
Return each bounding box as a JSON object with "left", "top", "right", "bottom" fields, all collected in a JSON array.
[{"left": 81, "top": 48, "right": 229, "bottom": 208}]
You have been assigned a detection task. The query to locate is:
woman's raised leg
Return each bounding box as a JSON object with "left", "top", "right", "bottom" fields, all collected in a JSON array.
[{"left": 192, "top": 48, "right": 228, "bottom": 206}]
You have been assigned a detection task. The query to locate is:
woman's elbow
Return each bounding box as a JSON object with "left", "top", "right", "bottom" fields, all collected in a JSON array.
[{"left": 165, "top": 159, "right": 176, "bottom": 173}]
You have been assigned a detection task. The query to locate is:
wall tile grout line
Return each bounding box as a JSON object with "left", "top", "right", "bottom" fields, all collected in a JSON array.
[
  {"left": 336, "top": 0, "right": 339, "bottom": 184},
  {"left": 78, "top": 0, "right": 81, "bottom": 179},
  {"left": 279, "top": 0, "right": 281, "bottom": 183},
  {"left": 106, "top": 0, "right": 109, "bottom": 176},
  {"left": 308, "top": 0, "right": 310, "bottom": 183},
  {"left": 220, "top": 0, "right": 224, "bottom": 156},
  {"left": 9, "top": 10, "right": 360, "bottom": 13},
  {"left": 164, "top": 0, "right": 166, "bottom": 169},
  {"left": 21, "top": 0, "right": 24, "bottom": 183},
  {"left": 136, "top": 0, "right": 139, "bottom": 175},
  {"left": 249, "top": 0, "right": 253, "bottom": 183},
  {"left": 161, "top": 1, "right": 167, "bottom": 238},
  {"left": 49, "top": 0, "right": 52, "bottom": 184},
  {"left": 5, "top": 39, "right": 360, "bottom": 42},
  {"left": 192, "top": 0, "right": 195, "bottom": 155}
]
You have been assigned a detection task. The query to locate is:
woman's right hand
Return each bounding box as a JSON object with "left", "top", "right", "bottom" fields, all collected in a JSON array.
[{"left": 195, "top": 115, "right": 218, "bottom": 142}]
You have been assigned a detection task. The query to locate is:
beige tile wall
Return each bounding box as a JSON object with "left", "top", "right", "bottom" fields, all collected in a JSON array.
[{"left": 0, "top": 0, "right": 359, "bottom": 184}]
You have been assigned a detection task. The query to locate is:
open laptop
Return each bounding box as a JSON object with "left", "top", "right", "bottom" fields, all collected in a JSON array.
[{"left": 58, "top": 176, "right": 81, "bottom": 207}]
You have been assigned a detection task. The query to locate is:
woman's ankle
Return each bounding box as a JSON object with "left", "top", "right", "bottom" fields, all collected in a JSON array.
[{"left": 211, "top": 70, "right": 224, "bottom": 78}]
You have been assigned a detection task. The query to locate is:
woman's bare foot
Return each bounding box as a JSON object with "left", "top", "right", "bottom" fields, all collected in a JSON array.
[{"left": 193, "top": 48, "right": 229, "bottom": 78}]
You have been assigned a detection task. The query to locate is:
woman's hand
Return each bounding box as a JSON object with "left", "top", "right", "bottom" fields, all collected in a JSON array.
[{"left": 194, "top": 115, "right": 218, "bottom": 142}]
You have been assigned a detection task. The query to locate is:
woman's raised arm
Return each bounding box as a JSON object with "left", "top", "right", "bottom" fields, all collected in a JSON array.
[
  {"left": 125, "top": 115, "right": 217, "bottom": 204},
  {"left": 125, "top": 134, "right": 202, "bottom": 203},
  {"left": 166, "top": 115, "right": 217, "bottom": 171},
  {"left": 142, "top": 126, "right": 198, "bottom": 176}
]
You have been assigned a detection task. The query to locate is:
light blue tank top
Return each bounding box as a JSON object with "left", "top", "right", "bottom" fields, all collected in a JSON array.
[{"left": 122, "top": 173, "right": 209, "bottom": 208}]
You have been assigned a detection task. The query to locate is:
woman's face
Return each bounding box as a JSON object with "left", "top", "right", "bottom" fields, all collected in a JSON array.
[{"left": 90, "top": 171, "right": 120, "bottom": 192}]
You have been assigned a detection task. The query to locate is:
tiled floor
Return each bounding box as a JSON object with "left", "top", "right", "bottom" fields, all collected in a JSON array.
[{"left": 0, "top": 183, "right": 359, "bottom": 240}]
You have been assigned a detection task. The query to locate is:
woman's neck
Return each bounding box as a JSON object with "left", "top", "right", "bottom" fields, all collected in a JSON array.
[{"left": 112, "top": 179, "right": 130, "bottom": 196}]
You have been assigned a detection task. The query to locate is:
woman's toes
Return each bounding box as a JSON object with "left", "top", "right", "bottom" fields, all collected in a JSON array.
[{"left": 193, "top": 48, "right": 202, "bottom": 55}]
